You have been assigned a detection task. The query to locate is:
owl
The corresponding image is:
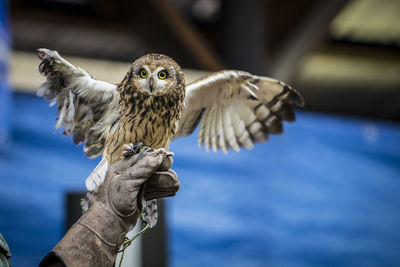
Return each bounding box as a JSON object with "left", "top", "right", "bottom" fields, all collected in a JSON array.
[{"left": 37, "top": 48, "right": 304, "bottom": 228}]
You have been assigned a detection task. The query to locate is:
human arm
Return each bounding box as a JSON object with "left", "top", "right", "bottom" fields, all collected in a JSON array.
[{"left": 39, "top": 147, "right": 179, "bottom": 267}]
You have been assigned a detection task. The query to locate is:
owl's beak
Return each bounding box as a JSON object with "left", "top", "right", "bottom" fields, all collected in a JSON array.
[{"left": 149, "top": 78, "right": 154, "bottom": 92}]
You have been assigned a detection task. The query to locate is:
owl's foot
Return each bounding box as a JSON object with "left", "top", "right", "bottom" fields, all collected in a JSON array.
[
  {"left": 38, "top": 48, "right": 54, "bottom": 61},
  {"left": 38, "top": 49, "right": 56, "bottom": 76},
  {"left": 122, "top": 142, "right": 147, "bottom": 158}
]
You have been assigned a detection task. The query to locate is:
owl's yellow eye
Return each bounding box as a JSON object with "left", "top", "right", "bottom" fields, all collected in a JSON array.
[
  {"left": 158, "top": 71, "right": 167, "bottom": 79},
  {"left": 140, "top": 69, "right": 148, "bottom": 78}
]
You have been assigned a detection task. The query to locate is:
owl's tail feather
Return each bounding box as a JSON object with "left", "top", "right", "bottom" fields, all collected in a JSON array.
[
  {"left": 85, "top": 157, "right": 109, "bottom": 192},
  {"left": 144, "top": 199, "right": 158, "bottom": 228}
]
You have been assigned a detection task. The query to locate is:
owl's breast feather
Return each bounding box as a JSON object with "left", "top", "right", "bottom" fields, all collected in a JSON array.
[{"left": 104, "top": 95, "right": 182, "bottom": 163}]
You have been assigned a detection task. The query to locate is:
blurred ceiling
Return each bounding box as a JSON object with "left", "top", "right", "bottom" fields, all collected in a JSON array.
[
  {"left": 294, "top": 0, "right": 400, "bottom": 120},
  {"left": 331, "top": 0, "right": 400, "bottom": 45},
  {"left": 10, "top": 0, "right": 400, "bottom": 120}
]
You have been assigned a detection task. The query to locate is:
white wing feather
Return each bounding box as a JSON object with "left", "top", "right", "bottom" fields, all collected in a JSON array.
[
  {"left": 37, "top": 48, "right": 119, "bottom": 158},
  {"left": 86, "top": 157, "right": 109, "bottom": 191},
  {"left": 174, "top": 70, "right": 304, "bottom": 152}
]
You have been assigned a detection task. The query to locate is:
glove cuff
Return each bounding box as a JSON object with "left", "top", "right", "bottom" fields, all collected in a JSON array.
[
  {"left": 77, "top": 201, "right": 131, "bottom": 250},
  {"left": 48, "top": 201, "right": 131, "bottom": 267}
]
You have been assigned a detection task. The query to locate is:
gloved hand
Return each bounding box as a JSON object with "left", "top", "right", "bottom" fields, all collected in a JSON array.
[{"left": 39, "top": 147, "right": 179, "bottom": 267}]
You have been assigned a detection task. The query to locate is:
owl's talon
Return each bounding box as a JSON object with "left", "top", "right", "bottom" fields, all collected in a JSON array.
[
  {"left": 122, "top": 142, "right": 145, "bottom": 158},
  {"left": 122, "top": 144, "right": 135, "bottom": 158},
  {"left": 134, "top": 142, "right": 145, "bottom": 153},
  {"left": 38, "top": 48, "right": 54, "bottom": 61}
]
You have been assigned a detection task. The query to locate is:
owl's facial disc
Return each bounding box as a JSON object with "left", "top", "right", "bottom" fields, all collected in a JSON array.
[
  {"left": 152, "top": 67, "right": 169, "bottom": 93},
  {"left": 138, "top": 65, "right": 170, "bottom": 94}
]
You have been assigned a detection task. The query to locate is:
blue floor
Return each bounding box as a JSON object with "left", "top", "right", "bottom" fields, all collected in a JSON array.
[{"left": 1, "top": 93, "right": 400, "bottom": 266}]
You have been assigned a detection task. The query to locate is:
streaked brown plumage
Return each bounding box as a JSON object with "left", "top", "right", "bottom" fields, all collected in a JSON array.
[{"left": 104, "top": 53, "right": 185, "bottom": 164}]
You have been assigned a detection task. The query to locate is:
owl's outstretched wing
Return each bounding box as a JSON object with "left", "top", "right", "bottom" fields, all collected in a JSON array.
[
  {"left": 37, "top": 48, "right": 119, "bottom": 158},
  {"left": 174, "top": 70, "right": 305, "bottom": 153}
]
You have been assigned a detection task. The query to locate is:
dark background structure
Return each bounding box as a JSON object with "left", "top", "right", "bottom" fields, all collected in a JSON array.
[{"left": 10, "top": 0, "right": 400, "bottom": 120}]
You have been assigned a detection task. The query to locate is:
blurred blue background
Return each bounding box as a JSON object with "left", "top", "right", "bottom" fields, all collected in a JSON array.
[
  {"left": 1, "top": 94, "right": 400, "bottom": 266},
  {"left": 0, "top": 0, "right": 10, "bottom": 152},
  {"left": 1, "top": 0, "right": 400, "bottom": 266}
]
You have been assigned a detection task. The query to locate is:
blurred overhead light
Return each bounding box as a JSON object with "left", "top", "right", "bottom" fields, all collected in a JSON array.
[{"left": 331, "top": 0, "right": 400, "bottom": 46}]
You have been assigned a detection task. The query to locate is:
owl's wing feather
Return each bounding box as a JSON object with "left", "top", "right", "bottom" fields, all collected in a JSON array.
[
  {"left": 37, "top": 48, "right": 119, "bottom": 158},
  {"left": 174, "top": 70, "right": 304, "bottom": 153}
]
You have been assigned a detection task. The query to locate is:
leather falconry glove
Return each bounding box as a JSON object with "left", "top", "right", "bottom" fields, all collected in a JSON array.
[{"left": 39, "top": 147, "right": 179, "bottom": 267}]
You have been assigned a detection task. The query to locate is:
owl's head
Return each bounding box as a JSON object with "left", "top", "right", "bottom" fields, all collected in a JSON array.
[{"left": 128, "top": 53, "right": 184, "bottom": 95}]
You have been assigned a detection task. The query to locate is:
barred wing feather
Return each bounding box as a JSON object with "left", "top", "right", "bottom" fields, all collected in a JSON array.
[
  {"left": 37, "top": 48, "right": 119, "bottom": 158},
  {"left": 174, "top": 70, "right": 304, "bottom": 153}
]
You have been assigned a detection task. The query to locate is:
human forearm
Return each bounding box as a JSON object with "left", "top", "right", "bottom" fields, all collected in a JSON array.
[{"left": 39, "top": 148, "right": 179, "bottom": 267}]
